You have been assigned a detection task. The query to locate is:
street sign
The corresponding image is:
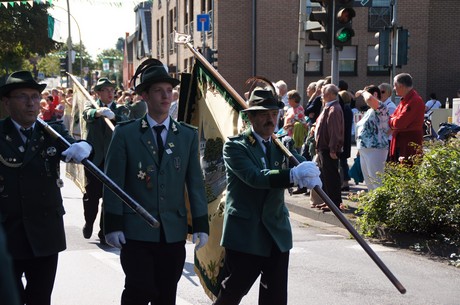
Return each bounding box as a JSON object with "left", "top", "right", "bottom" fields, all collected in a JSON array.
[{"left": 197, "top": 14, "right": 210, "bottom": 32}]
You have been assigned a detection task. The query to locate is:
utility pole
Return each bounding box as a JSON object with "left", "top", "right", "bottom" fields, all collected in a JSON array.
[
  {"left": 296, "top": 0, "right": 307, "bottom": 102},
  {"left": 66, "top": 0, "right": 73, "bottom": 86},
  {"left": 390, "top": 0, "right": 398, "bottom": 99}
]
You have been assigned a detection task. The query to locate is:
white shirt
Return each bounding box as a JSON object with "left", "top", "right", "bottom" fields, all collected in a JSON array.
[
  {"left": 382, "top": 97, "right": 397, "bottom": 115},
  {"left": 425, "top": 99, "right": 441, "bottom": 111},
  {"left": 147, "top": 115, "right": 170, "bottom": 145}
]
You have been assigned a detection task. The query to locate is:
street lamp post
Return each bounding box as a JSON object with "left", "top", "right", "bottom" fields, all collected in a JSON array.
[{"left": 66, "top": 0, "right": 72, "bottom": 86}]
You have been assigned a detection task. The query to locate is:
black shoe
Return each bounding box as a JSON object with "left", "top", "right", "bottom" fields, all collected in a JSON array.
[
  {"left": 292, "top": 187, "right": 308, "bottom": 194},
  {"left": 82, "top": 224, "right": 92, "bottom": 239},
  {"left": 98, "top": 231, "right": 106, "bottom": 245}
]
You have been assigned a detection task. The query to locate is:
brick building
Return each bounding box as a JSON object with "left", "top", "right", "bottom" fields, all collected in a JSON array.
[{"left": 126, "top": 0, "right": 460, "bottom": 102}]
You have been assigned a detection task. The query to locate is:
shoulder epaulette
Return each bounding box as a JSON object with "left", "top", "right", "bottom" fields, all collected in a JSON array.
[
  {"left": 118, "top": 119, "right": 136, "bottom": 126},
  {"left": 228, "top": 134, "right": 243, "bottom": 141},
  {"left": 178, "top": 121, "right": 198, "bottom": 130}
]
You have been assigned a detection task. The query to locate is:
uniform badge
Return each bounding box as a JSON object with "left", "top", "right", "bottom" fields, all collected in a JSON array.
[
  {"left": 274, "top": 161, "right": 280, "bottom": 166},
  {"left": 141, "top": 119, "right": 148, "bottom": 128},
  {"left": 19, "top": 146, "right": 25, "bottom": 153},
  {"left": 137, "top": 170, "right": 146, "bottom": 180},
  {"left": 6, "top": 135, "right": 12, "bottom": 142},
  {"left": 56, "top": 179, "right": 64, "bottom": 188},
  {"left": 168, "top": 142, "right": 175, "bottom": 148},
  {"left": 47, "top": 146, "right": 57, "bottom": 156},
  {"left": 171, "top": 123, "right": 178, "bottom": 133}
]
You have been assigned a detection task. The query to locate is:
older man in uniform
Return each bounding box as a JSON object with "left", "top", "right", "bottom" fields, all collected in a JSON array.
[
  {"left": 213, "top": 86, "right": 321, "bottom": 305},
  {"left": 0, "top": 71, "right": 91, "bottom": 305}
]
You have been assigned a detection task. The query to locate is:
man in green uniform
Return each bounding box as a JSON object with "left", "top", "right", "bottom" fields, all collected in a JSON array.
[
  {"left": 103, "top": 61, "right": 209, "bottom": 305},
  {"left": 213, "top": 86, "right": 321, "bottom": 305},
  {"left": 81, "top": 78, "right": 128, "bottom": 242}
]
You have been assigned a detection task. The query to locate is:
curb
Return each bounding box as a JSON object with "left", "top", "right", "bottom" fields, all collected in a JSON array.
[{"left": 284, "top": 187, "right": 363, "bottom": 229}]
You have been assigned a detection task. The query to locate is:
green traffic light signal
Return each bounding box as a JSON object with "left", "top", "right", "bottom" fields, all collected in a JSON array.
[
  {"left": 334, "top": 0, "right": 355, "bottom": 47},
  {"left": 336, "top": 28, "right": 354, "bottom": 43}
]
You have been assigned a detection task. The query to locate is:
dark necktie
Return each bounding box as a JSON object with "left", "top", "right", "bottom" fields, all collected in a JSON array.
[
  {"left": 153, "top": 125, "right": 165, "bottom": 161},
  {"left": 20, "top": 128, "right": 33, "bottom": 145},
  {"left": 263, "top": 140, "right": 271, "bottom": 163}
]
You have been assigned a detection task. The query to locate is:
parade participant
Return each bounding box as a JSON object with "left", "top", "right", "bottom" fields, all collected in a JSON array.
[
  {"left": 213, "top": 84, "right": 321, "bottom": 305},
  {"left": 103, "top": 60, "right": 209, "bottom": 305},
  {"left": 0, "top": 71, "right": 92, "bottom": 305},
  {"left": 81, "top": 77, "right": 129, "bottom": 243},
  {"left": 389, "top": 73, "right": 425, "bottom": 162}
]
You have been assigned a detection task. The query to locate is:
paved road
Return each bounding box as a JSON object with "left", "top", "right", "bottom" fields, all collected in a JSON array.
[{"left": 51, "top": 164, "right": 460, "bottom": 305}]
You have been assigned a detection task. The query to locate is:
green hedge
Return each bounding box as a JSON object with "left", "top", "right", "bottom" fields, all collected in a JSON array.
[{"left": 356, "top": 139, "right": 460, "bottom": 245}]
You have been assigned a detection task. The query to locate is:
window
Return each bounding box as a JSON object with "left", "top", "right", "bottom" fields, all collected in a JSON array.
[
  {"left": 338, "top": 46, "right": 357, "bottom": 76},
  {"left": 304, "top": 46, "right": 322, "bottom": 76},
  {"left": 367, "top": 45, "right": 389, "bottom": 76},
  {"left": 369, "top": 0, "right": 391, "bottom": 31}
]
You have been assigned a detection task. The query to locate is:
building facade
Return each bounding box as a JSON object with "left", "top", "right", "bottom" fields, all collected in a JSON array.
[{"left": 126, "top": 0, "right": 460, "bottom": 102}]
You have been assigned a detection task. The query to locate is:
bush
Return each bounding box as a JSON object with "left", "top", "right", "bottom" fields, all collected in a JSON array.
[{"left": 356, "top": 140, "right": 460, "bottom": 245}]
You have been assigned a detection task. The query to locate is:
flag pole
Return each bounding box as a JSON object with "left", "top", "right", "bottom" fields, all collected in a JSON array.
[
  {"left": 36, "top": 118, "right": 160, "bottom": 228},
  {"left": 67, "top": 72, "right": 115, "bottom": 131},
  {"left": 174, "top": 32, "right": 406, "bottom": 294}
]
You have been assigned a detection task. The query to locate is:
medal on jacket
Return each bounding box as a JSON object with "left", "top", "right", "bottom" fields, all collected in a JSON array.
[
  {"left": 146, "top": 165, "right": 155, "bottom": 189},
  {"left": 174, "top": 157, "right": 181, "bottom": 171}
]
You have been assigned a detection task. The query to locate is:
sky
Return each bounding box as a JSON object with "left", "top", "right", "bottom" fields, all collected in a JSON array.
[{"left": 48, "top": 0, "right": 141, "bottom": 59}]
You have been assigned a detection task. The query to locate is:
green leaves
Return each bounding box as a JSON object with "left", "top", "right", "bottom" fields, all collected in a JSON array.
[{"left": 356, "top": 140, "right": 460, "bottom": 245}]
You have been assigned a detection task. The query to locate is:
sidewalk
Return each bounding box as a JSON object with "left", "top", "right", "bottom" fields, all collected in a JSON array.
[
  {"left": 285, "top": 144, "right": 366, "bottom": 229},
  {"left": 285, "top": 182, "right": 366, "bottom": 229}
]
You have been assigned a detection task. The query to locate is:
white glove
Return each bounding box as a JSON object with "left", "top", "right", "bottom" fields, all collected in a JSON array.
[
  {"left": 105, "top": 231, "right": 126, "bottom": 249},
  {"left": 291, "top": 161, "right": 321, "bottom": 187},
  {"left": 192, "top": 232, "right": 208, "bottom": 251},
  {"left": 97, "top": 107, "right": 115, "bottom": 120},
  {"left": 61, "top": 141, "right": 92, "bottom": 163},
  {"left": 299, "top": 176, "right": 323, "bottom": 189}
]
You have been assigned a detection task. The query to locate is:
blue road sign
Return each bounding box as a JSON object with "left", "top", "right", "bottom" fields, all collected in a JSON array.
[{"left": 197, "top": 14, "right": 210, "bottom": 32}]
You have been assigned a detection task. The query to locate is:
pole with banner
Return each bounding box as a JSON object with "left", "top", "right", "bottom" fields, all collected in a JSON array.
[{"left": 174, "top": 31, "right": 406, "bottom": 297}]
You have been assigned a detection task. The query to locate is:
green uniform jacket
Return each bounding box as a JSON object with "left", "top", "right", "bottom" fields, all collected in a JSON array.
[
  {"left": 103, "top": 116, "right": 209, "bottom": 243},
  {"left": 82, "top": 99, "right": 129, "bottom": 167},
  {"left": 221, "top": 129, "right": 304, "bottom": 257},
  {"left": 0, "top": 118, "right": 74, "bottom": 259}
]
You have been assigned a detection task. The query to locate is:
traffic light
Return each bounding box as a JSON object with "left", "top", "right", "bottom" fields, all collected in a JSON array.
[
  {"left": 209, "top": 49, "right": 218, "bottom": 67},
  {"left": 396, "top": 28, "right": 409, "bottom": 67},
  {"left": 59, "top": 57, "right": 68, "bottom": 72},
  {"left": 308, "top": 0, "right": 333, "bottom": 50},
  {"left": 374, "top": 28, "right": 391, "bottom": 66},
  {"left": 203, "top": 47, "right": 218, "bottom": 67},
  {"left": 59, "top": 56, "right": 68, "bottom": 77},
  {"left": 333, "top": 0, "right": 356, "bottom": 48}
]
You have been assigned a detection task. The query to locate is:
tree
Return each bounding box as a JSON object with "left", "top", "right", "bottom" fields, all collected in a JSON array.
[
  {"left": 96, "top": 48, "right": 123, "bottom": 88},
  {"left": 0, "top": 3, "right": 61, "bottom": 75}
]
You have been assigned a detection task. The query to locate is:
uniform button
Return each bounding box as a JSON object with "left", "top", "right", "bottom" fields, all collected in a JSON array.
[{"left": 160, "top": 196, "right": 164, "bottom": 201}]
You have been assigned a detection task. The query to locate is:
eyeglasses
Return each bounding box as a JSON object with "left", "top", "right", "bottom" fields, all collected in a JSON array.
[{"left": 9, "top": 94, "right": 41, "bottom": 103}]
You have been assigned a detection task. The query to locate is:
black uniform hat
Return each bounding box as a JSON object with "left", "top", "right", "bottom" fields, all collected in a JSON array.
[{"left": 0, "top": 71, "right": 46, "bottom": 98}]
